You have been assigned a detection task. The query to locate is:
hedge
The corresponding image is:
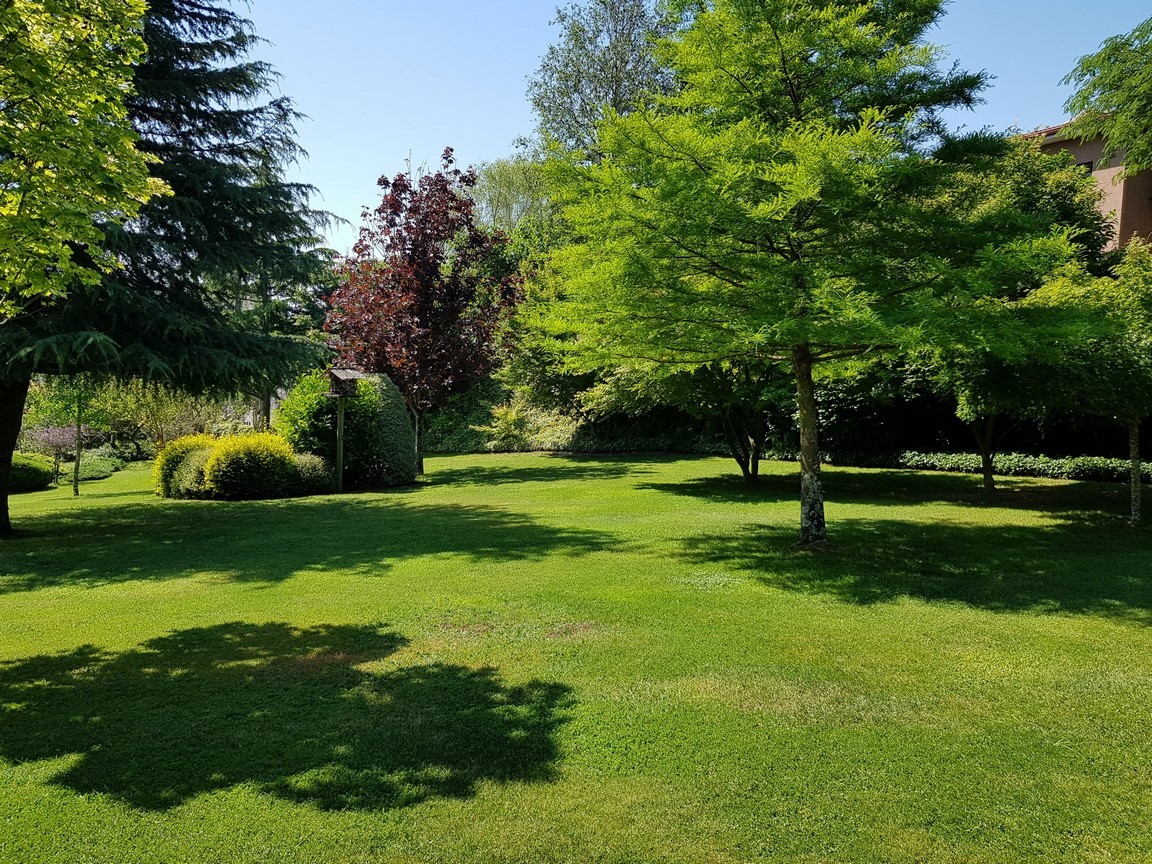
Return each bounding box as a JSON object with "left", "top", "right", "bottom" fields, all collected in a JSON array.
[
  {"left": 819, "top": 450, "right": 1151, "bottom": 484},
  {"left": 275, "top": 371, "right": 415, "bottom": 488},
  {"left": 9, "top": 453, "right": 54, "bottom": 493},
  {"left": 154, "top": 434, "right": 217, "bottom": 497},
  {"left": 202, "top": 433, "right": 299, "bottom": 500},
  {"left": 154, "top": 433, "right": 336, "bottom": 500}
]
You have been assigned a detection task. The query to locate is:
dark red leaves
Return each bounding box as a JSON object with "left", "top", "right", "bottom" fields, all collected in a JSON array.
[{"left": 326, "top": 149, "right": 522, "bottom": 416}]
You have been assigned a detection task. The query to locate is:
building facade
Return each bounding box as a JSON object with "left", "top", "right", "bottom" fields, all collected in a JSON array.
[{"left": 1031, "top": 123, "right": 1152, "bottom": 248}]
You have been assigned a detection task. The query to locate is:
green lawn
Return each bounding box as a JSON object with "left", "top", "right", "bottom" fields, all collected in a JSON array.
[{"left": 1, "top": 454, "right": 1150, "bottom": 863}]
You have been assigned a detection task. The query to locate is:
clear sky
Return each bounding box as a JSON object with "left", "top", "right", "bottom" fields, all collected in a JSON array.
[{"left": 246, "top": 0, "right": 1151, "bottom": 252}]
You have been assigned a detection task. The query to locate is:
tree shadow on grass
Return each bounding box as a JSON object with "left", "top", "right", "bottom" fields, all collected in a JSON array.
[
  {"left": 0, "top": 498, "right": 617, "bottom": 594},
  {"left": 640, "top": 466, "right": 1132, "bottom": 519},
  {"left": 425, "top": 452, "right": 702, "bottom": 487},
  {"left": 0, "top": 622, "right": 572, "bottom": 811},
  {"left": 679, "top": 518, "right": 1152, "bottom": 625}
]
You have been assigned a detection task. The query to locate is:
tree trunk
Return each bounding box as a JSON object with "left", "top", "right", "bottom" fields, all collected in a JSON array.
[
  {"left": 793, "top": 345, "right": 826, "bottom": 545},
  {"left": 0, "top": 376, "right": 32, "bottom": 537},
  {"left": 970, "top": 417, "right": 997, "bottom": 492},
  {"left": 1129, "top": 418, "right": 1143, "bottom": 527},
  {"left": 413, "top": 409, "right": 424, "bottom": 478},
  {"left": 718, "top": 408, "right": 752, "bottom": 482},
  {"left": 72, "top": 390, "right": 83, "bottom": 497}
]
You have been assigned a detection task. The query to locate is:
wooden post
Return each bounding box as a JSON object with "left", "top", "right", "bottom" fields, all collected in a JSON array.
[{"left": 336, "top": 395, "right": 346, "bottom": 493}]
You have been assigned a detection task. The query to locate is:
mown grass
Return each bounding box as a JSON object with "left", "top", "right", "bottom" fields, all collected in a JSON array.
[{"left": 1, "top": 454, "right": 1150, "bottom": 863}]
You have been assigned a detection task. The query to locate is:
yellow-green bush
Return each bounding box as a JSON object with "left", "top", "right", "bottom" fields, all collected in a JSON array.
[
  {"left": 202, "top": 432, "right": 298, "bottom": 500},
  {"left": 153, "top": 434, "right": 217, "bottom": 497}
]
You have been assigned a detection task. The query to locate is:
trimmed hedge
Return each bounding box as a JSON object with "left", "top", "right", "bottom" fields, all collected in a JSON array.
[
  {"left": 10, "top": 453, "right": 54, "bottom": 493},
  {"left": 896, "top": 451, "right": 1151, "bottom": 484},
  {"left": 171, "top": 446, "right": 212, "bottom": 499},
  {"left": 154, "top": 434, "right": 217, "bottom": 497},
  {"left": 275, "top": 371, "right": 416, "bottom": 488},
  {"left": 820, "top": 450, "right": 1152, "bottom": 484},
  {"left": 154, "top": 434, "right": 337, "bottom": 500},
  {"left": 203, "top": 433, "right": 298, "bottom": 500}
]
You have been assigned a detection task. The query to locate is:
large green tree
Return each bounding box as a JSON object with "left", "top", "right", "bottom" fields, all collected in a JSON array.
[
  {"left": 0, "top": 0, "right": 164, "bottom": 319},
  {"left": 1064, "top": 14, "right": 1152, "bottom": 175},
  {"left": 0, "top": 0, "right": 327, "bottom": 535},
  {"left": 541, "top": 0, "right": 1076, "bottom": 545},
  {"left": 527, "top": 0, "right": 675, "bottom": 155}
]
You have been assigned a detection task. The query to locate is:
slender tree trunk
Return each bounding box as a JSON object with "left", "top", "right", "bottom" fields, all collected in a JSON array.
[
  {"left": 718, "top": 408, "right": 752, "bottom": 482},
  {"left": 970, "top": 417, "right": 997, "bottom": 492},
  {"left": 793, "top": 345, "right": 826, "bottom": 545},
  {"left": 1129, "top": 417, "right": 1143, "bottom": 527},
  {"left": 412, "top": 409, "right": 424, "bottom": 478},
  {"left": 72, "top": 390, "right": 83, "bottom": 497},
  {"left": 0, "top": 376, "right": 32, "bottom": 537}
]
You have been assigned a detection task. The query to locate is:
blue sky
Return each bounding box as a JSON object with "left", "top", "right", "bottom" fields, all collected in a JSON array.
[{"left": 247, "top": 1, "right": 1151, "bottom": 251}]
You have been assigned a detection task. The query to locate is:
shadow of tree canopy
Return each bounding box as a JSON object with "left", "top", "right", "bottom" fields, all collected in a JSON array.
[
  {"left": 0, "top": 622, "right": 572, "bottom": 811},
  {"left": 639, "top": 467, "right": 1132, "bottom": 518},
  {"left": 0, "top": 498, "right": 617, "bottom": 594},
  {"left": 426, "top": 453, "right": 702, "bottom": 487},
  {"left": 679, "top": 519, "right": 1152, "bottom": 625}
]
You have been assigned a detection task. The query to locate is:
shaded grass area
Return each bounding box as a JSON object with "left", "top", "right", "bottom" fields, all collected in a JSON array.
[
  {"left": 0, "top": 622, "right": 569, "bottom": 811},
  {"left": 1, "top": 455, "right": 1151, "bottom": 863}
]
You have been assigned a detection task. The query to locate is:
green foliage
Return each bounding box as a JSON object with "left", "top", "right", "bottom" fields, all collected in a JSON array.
[
  {"left": 202, "top": 433, "right": 298, "bottom": 501},
  {"left": 0, "top": 0, "right": 166, "bottom": 319},
  {"left": 292, "top": 453, "right": 335, "bottom": 496},
  {"left": 8, "top": 454, "right": 53, "bottom": 493},
  {"left": 73, "top": 456, "right": 122, "bottom": 482},
  {"left": 527, "top": 0, "right": 674, "bottom": 154},
  {"left": 153, "top": 434, "right": 217, "bottom": 498},
  {"left": 472, "top": 392, "right": 583, "bottom": 452},
  {"left": 423, "top": 379, "right": 507, "bottom": 454},
  {"left": 170, "top": 447, "right": 212, "bottom": 500},
  {"left": 81, "top": 448, "right": 126, "bottom": 471},
  {"left": 894, "top": 451, "right": 1152, "bottom": 484},
  {"left": 1065, "top": 15, "right": 1152, "bottom": 175},
  {"left": 275, "top": 371, "right": 416, "bottom": 488}
]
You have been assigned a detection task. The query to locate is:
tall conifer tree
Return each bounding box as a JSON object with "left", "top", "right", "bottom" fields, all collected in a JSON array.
[{"left": 0, "top": 0, "right": 328, "bottom": 534}]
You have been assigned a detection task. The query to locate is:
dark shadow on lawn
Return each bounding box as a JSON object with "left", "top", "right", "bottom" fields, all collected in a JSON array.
[
  {"left": 640, "top": 466, "right": 1131, "bottom": 518},
  {"left": 0, "top": 622, "right": 572, "bottom": 811},
  {"left": 679, "top": 519, "right": 1152, "bottom": 625},
  {"left": 426, "top": 452, "right": 701, "bottom": 487},
  {"left": 0, "top": 499, "right": 616, "bottom": 593}
]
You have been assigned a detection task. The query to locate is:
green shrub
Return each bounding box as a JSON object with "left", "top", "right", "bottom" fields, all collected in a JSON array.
[
  {"left": 82, "top": 446, "right": 128, "bottom": 470},
  {"left": 72, "top": 456, "right": 121, "bottom": 482},
  {"left": 275, "top": 371, "right": 416, "bottom": 488},
  {"left": 823, "top": 450, "right": 1152, "bottom": 484},
  {"left": 472, "top": 392, "right": 582, "bottom": 452},
  {"left": 171, "top": 446, "right": 213, "bottom": 499},
  {"left": 9, "top": 453, "right": 54, "bottom": 493},
  {"left": 203, "top": 432, "right": 298, "bottom": 500},
  {"left": 153, "top": 434, "right": 217, "bottom": 497},
  {"left": 293, "top": 453, "right": 335, "bottom": 495}
]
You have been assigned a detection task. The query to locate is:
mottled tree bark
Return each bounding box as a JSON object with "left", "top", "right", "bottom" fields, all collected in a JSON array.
[
  {"left": 1129, "top": 418, "right": 1143, "bottom": 527},
  {"left": 0, "top": 377, "right": 33, "bottom": 537},
  {"left": 794, "top": 345, "right": 826, "bottom": 545}
]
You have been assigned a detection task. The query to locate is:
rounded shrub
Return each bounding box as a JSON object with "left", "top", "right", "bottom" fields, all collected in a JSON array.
[
  {"left": 275, "top": 370, "right": 416, "bottom": 488},
  {"left": 171, "top": 446, "right": 213, "bottom": 499},
  {"left": 203, "top": 432, "right": 298, "bottom": 500},
  {"left": 10, "top": 453, "right": 54, "bottom": 493},
  {"left": 293, "top": 453, "right": 335, "bottom": 495},
  {"left": 70, "top": 456, "right": 122, "bottom": 481},
  {"left": 153, "top": 434, "right": 217, "bottom": 497}
]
